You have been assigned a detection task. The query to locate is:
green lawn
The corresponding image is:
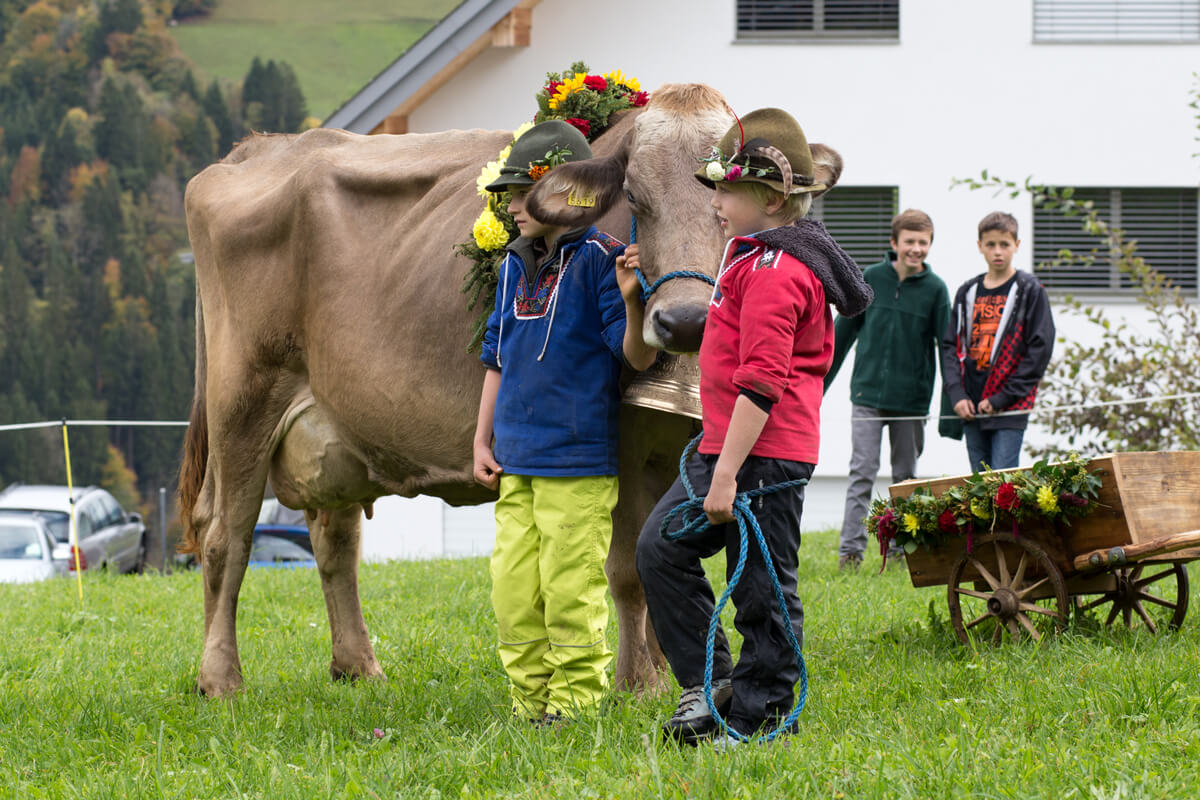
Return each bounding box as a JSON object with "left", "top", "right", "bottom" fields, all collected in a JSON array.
[
  {"left": 169, "top": 0, "right": 464, "bottom": 120},
  {"left": 3, "top": 532, "right": 1200, "bottom": 798}
]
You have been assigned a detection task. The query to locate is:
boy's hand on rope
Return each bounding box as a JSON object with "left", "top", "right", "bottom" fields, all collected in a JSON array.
[
  {"left": 703, "top": 470, "right": 738, "bottom": 525},
  {"left": 954, "top": 398, "right": 977, "bottom": 420},
  {"left": 615, "top": 244, "right": 643, "bottom": 305},
  {"left": 473, "top": 443, "right": 503, "bottom": 490}
]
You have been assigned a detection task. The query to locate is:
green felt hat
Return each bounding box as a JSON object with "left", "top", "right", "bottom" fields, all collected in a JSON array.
[
  {"left": 694, "top": 108, "right": 824, "bottom": 196},
  {"left": 484, "top": 120, "right": 592, "bottom": 193}
]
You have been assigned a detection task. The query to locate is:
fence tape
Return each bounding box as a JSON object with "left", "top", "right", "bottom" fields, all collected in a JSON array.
[{"left": 839, "top": 391, "right": 1200, "bottom": 424}]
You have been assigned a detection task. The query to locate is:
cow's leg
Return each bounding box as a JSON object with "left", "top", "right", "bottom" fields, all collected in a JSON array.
[
  {"left": 612, "top": 406, "right": 697, "bottom": 693},
  {"left": 308, "top": 505, "right": 384, "bottom": 682},
  {"left": 195, "top": 427, "right": 273, "bottom": 697}
]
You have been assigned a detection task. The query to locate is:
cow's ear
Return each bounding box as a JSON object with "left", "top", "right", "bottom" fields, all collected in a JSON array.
[{"left": 525, "top": 132, "right": 630, "bottom": 228}]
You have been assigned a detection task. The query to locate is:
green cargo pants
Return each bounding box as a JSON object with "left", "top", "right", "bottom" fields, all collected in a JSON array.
[{"left": 490, "top": 473, "right": 618, "bottom": 718}]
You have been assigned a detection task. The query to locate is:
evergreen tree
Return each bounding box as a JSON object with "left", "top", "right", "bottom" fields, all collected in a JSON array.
[
  {"left": 277, "top": 61, "right": 308, "bottom": 132},
  {"left": 202, "top": 81, "right": 235, "bottom": 156}
]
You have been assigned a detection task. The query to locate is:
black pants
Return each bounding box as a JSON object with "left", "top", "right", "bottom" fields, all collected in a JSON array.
[{"left": 636, "top": 450, "right": 813, "bottom": 733}]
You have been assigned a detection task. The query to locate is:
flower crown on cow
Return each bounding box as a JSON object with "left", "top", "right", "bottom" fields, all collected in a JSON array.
[{"left": 457, "top": 62, "right": 648, "bottom": 351}]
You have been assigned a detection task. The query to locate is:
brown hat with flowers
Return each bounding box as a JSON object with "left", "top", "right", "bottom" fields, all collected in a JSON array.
[
  {"left": 484, "top": 119, "right": 592, "bottom": 193},
  {"left": 694, "top": 108, "right": 825, "bottom": 196}
]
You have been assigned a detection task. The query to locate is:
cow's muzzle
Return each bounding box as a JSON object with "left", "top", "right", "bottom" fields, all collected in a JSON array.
[{"left": 650, "top": 303, "right": 707, "bottom": 353}]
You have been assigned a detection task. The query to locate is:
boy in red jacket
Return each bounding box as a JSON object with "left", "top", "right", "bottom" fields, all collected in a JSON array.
[{"left": 635, "top": 109, "right": 872, "bottom": 745}]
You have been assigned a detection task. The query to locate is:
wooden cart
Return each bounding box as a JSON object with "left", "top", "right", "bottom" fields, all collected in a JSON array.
[{"left": 889, "top": 451, "right": 1200, "bottom": 645}]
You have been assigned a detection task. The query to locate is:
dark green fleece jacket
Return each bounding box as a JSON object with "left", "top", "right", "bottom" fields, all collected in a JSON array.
[{"left": 823, "top": 251, "right": 951, "bottom": 416}]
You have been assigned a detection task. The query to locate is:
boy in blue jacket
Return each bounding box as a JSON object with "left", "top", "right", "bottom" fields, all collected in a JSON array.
[{"left": 472, "top": 120, "right": 656, "bottom": 724}]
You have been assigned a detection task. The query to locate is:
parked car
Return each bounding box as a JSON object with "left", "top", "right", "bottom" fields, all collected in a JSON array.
[
  {"left": 0, "top": 513, "right": 67, "bottom": 583},
  {"left": 0, "top": 484, "right": 147, "bottom": 574},
  {"left": 176, "top": 498, "right": 315, "bottom": 571}
]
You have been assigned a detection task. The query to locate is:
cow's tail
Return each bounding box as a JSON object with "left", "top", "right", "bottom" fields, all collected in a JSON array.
[{"left": 178, "top": 291, "right": 208, "bottom": 555}]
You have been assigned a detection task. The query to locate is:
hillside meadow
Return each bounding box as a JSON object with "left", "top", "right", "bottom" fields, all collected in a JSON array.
[
  {"left": 2, "top": 531, "right": 1199, "bottom": 799},
  {"left": 168, "top": 0, "right": 464, "bottom": 120}
]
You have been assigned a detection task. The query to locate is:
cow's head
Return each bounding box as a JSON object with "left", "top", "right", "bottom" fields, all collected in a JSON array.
[{"left": 527, "top": 84, "right": 733, "bottom": 353}]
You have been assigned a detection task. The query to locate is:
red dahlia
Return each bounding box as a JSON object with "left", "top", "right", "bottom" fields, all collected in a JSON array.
[
  {"left": 583, "top": 75, "right": 607, "bottom": 91},
  {"left": 564, "top": 117, "right": 591, "bottom": 137},
  {"left": 995, "top": 482, "right": 1020, "bottom": 511}
]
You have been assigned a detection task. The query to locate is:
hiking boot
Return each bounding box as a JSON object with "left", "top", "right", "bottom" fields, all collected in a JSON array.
[
  {"left": 837, "top": 553, "right": 862, "bottom": 572},
  {"left": 662, "top": 679, "right": 732, "bottom": 745}
]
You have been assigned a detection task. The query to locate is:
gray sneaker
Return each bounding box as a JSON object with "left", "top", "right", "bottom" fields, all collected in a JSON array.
[{"left": 662, "top": 679, "right": 733, "bottom": 744}]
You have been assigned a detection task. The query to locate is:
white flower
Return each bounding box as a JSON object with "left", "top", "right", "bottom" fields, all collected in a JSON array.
[{"left": 705, "top": 160, "right": 726, "bottom": 182}]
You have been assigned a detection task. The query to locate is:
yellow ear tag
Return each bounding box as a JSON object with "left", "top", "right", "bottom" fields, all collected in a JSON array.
[{"left": 567, "top": 190, "right": 596, "bottom": 208}]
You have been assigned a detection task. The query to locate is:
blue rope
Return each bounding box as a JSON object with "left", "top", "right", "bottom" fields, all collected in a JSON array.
[
  {"left": 628, "top": 215, "right": 716, "bottom": 304},
  {"left": 658, "top": 434, "right": 810, "bottom": 744}
]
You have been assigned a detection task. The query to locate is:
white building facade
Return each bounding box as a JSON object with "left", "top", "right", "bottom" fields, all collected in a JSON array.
[{"left": 328, "top": 0, "right": 1199, "bottom": 550}]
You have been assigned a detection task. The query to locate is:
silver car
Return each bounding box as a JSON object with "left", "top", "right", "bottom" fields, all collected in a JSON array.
[
  {"left": 0, "top": 484, "right": 147, "bottom": 574},
  {"left": 0, "top": 514, "right": 67, "bottom": 583}
]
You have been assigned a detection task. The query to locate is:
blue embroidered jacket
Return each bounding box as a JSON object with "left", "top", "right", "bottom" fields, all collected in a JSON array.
[{"left": 480, "top": 227, "right": 627, "bottom": 476}]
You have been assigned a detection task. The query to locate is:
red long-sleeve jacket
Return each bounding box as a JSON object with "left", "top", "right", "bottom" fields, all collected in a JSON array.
[{"left": 697, "top": 236, "right": 834, "bottom": 464}]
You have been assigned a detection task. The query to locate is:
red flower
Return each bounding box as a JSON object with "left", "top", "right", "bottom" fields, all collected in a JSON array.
[
  {"left": 876, "top": 509, "right": 897, "bottom": 541},
  {"left": 564, "top": 117, "right": 591, "bottom": 138},
  {"left": 631, "top": 91, "right": 650, "bottom": 107},
  {"left": 995, "top": 482, "right": 1020, "bottom": 512},
  {"left": 583, "top": 75, "right": 607, "bottom": 92},
  {"left": 545, "top": 80, "right": 563, "bottom": 96},
  {"left": 1059, "top": 492, "right": 1088, "bottom": 508},
  {"left": 938, "top": 509, "right": 959, "bottom": 534}
]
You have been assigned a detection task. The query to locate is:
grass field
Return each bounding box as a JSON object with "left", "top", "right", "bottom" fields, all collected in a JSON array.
[
  {"left": 168, "top": 0, "right": 464, "bottom": 120},
  {"left": 3, "top": 532, "right": 1200, "bottom": 798}
]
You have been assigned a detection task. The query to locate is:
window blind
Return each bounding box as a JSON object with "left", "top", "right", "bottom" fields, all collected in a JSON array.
[
  {"left": 812, "top": 186, "right": 899, "bottom": 268},
  {"left": 736, "top": 0, "right": 899, "bottom": 38},
  {"left": 1033, "top": 187, "right": 1199, "bottom": 293},
  {"left": 1033, "top": 0, "right": 1200, "bottom": 42}
]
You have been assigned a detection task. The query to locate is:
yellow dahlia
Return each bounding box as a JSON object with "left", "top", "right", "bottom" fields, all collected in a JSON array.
[
  {"left": 604, "top": 69, "right": 641, "bottom": 92},
  {"left": 476, "top": 159, "right": 503, "bottom": 197},
  {"left": 903, "top": 513, "right": 920, "bottom": 534},
  {"left": 472, "top": 208, "right": 509, "bottom": 251},
  {"left": 512, "top": 120, "right": 534, "bottom": 142},
  {"left": 548, "top": 72, "right": 587, "bottom": 110},
  {"left": 1036, "top": 485, "right": 1059, "bottom": 513}
]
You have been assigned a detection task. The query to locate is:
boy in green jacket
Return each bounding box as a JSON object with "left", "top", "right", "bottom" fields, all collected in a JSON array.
[{"left": 824, "top": 209, "right": 951, "bottom": 570}]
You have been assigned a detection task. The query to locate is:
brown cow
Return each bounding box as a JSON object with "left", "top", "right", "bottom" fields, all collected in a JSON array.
[{"left": 179, "top": 84, "right": 734, "bottom": 697}]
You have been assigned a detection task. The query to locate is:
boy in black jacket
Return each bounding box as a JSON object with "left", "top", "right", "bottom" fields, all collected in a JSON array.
[{"left": 941, "top": 212, "right": 1055, "bottom": 472}]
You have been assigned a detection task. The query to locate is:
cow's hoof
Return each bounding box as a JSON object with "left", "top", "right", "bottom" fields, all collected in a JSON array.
[
  {"left": 329, "top": 659, "right": 385, "bottom": 683},
  {"left": 195, "top": 672, "right": 244, "bottom": 698}
]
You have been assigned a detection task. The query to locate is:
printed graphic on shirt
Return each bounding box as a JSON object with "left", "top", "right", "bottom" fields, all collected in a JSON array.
[
  {"left": 755, "top": 248, "right": 779, "bottom": 271},
  {"left": 968, "top": 293, "right": 1008, "bottom": 370}
]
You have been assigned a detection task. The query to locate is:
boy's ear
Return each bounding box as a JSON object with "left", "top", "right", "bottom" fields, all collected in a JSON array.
[{"left": 525, "top": 131, "right": 631, "bottom": 228}]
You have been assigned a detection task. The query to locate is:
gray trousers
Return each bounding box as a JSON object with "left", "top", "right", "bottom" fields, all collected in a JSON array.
[{"left": 838, "top": 404, "right": 925, "bottom": 558}]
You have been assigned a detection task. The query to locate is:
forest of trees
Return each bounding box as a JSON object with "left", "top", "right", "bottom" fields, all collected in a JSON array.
[{"left": 0, "top": 0, "right": 309, "bottom": 516}]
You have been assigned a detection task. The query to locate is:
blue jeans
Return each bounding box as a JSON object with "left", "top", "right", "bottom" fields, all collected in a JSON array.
[{"left": 963, "top": 423, "right": 1025, "bottom": 473}]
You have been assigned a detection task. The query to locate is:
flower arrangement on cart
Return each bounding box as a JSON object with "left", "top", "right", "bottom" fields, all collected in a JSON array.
[{"left": 866, "top": 453, "right": 1105, "bottom": 566}]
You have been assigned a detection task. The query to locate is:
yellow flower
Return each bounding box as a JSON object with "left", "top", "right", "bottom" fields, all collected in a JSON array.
[
  {"left": 511, "top": 121, "right": 534, "bottom": 142},
  {"left": 548, "top": 72, "right": 587, "bottom": 110},
  {"left": 472, "top": 208, "right": 509, "bottom": 251},
  {"left": 1036, "top": 485, "right": 1059, "bottom": 513},
  {"left": 970, "top": 498, "right": 990, "bottom": 519},
  {"left": 604, "top": 69, "right": 641, "bottom": 92},
  {"left": 476, "top": 159, "right": 503, "bottom": 197},
  {"left": 903, "top": 513, "right": 920, "bottom": 534}
]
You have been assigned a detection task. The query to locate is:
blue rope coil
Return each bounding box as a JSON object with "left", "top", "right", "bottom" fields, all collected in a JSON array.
[
  {"left": 658, "top": 434, "right": 810, "bottom": 744},
  {"left": 628, "top": 215, "right": 716, "bottom": 303}
]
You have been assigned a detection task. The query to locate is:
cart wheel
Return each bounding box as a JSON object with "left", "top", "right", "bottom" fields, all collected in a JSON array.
[
  {"left": 947, "top": 533, "right": 1069, "bottom": 645},
  {"left": 1073, "top": 563, "right": 1190, "bottom": 634}
]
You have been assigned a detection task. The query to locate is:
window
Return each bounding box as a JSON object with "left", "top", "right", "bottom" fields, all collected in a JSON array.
[
  {"left": 1032, "top": 187, "right": 1199, "bottom": 294},
  {"left": 736, "top": 0, "right": 899, "bottom": 40},
  {"left": 811, "top": 186, "right": 898, "bottom": 268},
  {"left": 1033, "top": 0, "right": 1200, "bottom": 43}
]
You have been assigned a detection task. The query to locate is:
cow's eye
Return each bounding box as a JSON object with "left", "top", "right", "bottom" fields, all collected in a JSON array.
[{"left": 625, "top": 189, "right": 637, "bottom": 207}]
